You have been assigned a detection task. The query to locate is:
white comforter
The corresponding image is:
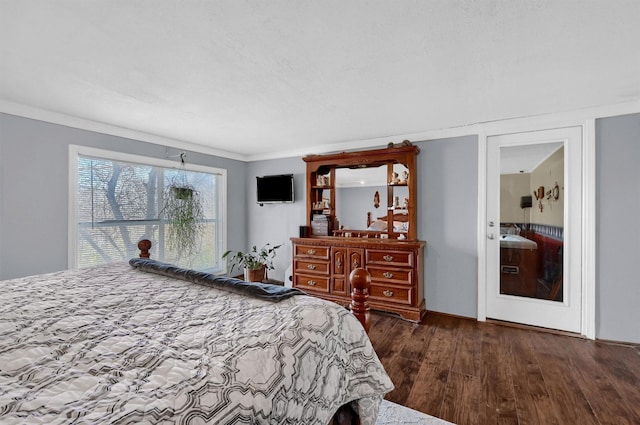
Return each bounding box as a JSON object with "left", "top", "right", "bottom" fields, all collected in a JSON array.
[{"left": 0, "top": 263, "right": 393, "bottom": 424}]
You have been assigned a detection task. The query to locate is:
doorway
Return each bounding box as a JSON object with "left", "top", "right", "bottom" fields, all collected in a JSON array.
[{"left": 485, "top": 127, "right": 583, "bottom": 333}]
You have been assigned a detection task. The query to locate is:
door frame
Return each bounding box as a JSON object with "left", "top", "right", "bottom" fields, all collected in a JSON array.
[
  {"left": 485, "top": 127, "right": 582, "bottom": 332},
  {"left": 477, "top": 117, "right": 596, "bottom": 339}
]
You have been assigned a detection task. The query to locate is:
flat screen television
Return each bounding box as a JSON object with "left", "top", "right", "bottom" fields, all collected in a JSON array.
[{"left": 256, "top": 174, "right": 294, "bottom": 204}]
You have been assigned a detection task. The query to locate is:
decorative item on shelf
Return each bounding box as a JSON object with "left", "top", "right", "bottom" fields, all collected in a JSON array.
[
  {"left": 373, "top": 191, "right": 380, "bottom": 208},
  {"left": 311, "top": 214, "right": 330, "bottom": 236},
  {"left": 387, "top": 139, "right": 413, "bottom": 148},
  {"left": 391, "top": 172, "right": 401, "bottom": 185},
  {"left": 161, "top": 153, "right": 205, "bottom": 260},
  {"left": 400, "top": 170, "right": 409, "bottom": 184},
  {"left": 394, "top": 196, "right": 400, "bottom": 208},
  {"left": 222, "top": 243, "right": 282, "bottom": 282},
  {"left": 402, "top": 197, "right": 409, "bottom": 209},
  {"left": 316, "top": 175, "right": 329, "bottom": 186}
]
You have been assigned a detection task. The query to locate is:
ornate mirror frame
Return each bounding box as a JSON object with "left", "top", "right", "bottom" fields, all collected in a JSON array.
[{"left": 303, "top": 143, "right": 419, "bottom": 241}]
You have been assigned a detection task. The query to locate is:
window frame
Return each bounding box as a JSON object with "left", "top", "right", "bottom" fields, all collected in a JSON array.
[{"left": 68, "top": 145, "right": 227, "bottom": 272}]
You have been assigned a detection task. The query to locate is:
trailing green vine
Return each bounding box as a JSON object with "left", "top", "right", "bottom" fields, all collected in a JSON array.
[{"left": 160, "top": 154, "right": 205, "bottom": 261}]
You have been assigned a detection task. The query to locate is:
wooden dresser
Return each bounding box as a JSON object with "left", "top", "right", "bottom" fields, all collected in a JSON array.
[
  {"left": 291, "top": 237, "right": 426, "bottom": 322},
  {"left": 293, "top": 143, "right": 426, "bottom": 322}
]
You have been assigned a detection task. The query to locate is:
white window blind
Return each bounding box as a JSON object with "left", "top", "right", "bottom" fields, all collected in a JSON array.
[{"left": 71, "top": 148, "right": 225, "bottom": 272}]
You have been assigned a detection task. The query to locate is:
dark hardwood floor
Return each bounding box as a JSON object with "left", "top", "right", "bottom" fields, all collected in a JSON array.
[{"left": 367, "top": 312, "right": 640, "bottom": 425}]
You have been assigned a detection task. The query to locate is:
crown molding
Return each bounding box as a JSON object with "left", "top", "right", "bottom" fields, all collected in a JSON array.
[{"left": 3, "top": 99, "right": 639, "bottom": 163}]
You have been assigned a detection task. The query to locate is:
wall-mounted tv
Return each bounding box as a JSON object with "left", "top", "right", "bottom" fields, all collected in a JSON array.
[{"left": 256, "top": 174, "right": 294, "bottom": 204}]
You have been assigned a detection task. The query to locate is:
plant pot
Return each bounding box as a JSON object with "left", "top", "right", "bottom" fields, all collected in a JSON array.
[
  {"left": 172, "top": 186, "right": 193, "bottom": 200},
  {"left": 244, "top": 266, "right": 266, "bottom": 282}
]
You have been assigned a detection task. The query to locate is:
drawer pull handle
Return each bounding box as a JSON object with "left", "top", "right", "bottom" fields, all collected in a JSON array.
[
  {"left": 383, "top": 290, "right": 394, "bottom": 297},
  {"left": 353, "top": 261, "right": 359, "bottom": 268},
  {"left": 307, "top": 264, "right": 316, "bottom": 270},
  {"left": 383, "top": 255, "right": 394, "bottom": 262},
  {"left": 307, "top": 280, "right": 317, "bottom": 286},
  {"left": 383, "top": 272, "right": 394, "bottom": 279},
  {"left": 308, "top": 249, "right": 316, "bottom": 255}
]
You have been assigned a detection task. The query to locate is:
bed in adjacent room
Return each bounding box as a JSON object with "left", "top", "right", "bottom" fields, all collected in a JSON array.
[{"left": 0, "top": 242, "right": 392, "bottom": 425}]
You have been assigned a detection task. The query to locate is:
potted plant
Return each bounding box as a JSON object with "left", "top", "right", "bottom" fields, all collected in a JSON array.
[
  {"left": 161, "top": 153, "right": 205, "bottom": 260},
  {"left": 222, "top": 243, "right": 282, "bottom": 282}
]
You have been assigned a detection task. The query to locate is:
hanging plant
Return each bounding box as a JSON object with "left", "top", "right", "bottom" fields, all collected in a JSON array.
[{"left": 161, "top": 153, "right": 205, "bottom": 259}]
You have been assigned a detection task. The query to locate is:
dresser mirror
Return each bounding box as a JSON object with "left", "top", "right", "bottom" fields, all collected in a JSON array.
[
  {"left": 303, "top": 144, "right": 419, "bottom": 240},
  {"left": 334, "top": 166, "right": 384, "bottom": 231},
  {"left": 334, "top": 165, "right": 409, "bottom": 231}
]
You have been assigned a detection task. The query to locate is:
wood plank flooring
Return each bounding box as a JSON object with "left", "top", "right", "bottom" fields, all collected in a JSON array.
[{"left": 367, "top": 312, "right": 640, "bottom": 425}]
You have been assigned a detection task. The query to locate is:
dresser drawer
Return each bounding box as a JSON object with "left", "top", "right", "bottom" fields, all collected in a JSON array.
[
  {"left": 366, "top": 249, "right": 413, "bottom": 267},
  {"left": 368, "top": 267, "right": 412, "bottom": 286},
  {"left": 294, "top": 274, "right": 330, "bottom": 293},
  {"left": 294, "top": 245, "right": 330, "bottom": 260},
  {"left": 294, "top": 259, "right": 330, "bottom": 275},
  {"left": 369, "top": 283, "right": 412, "bottom": 305}
]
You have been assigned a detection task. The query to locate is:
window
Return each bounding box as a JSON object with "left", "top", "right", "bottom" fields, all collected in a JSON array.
[{"left": 69, "top": 146, "right": 226, "bottom": 272}]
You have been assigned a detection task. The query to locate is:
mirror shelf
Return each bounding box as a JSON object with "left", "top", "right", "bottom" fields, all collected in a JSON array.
[{"left": 303, "top": 143, "right": 419, "bottom": 241}]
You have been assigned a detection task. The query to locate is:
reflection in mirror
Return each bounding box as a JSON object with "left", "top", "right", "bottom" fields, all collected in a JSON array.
[
  {"left": 334, "top": 165, "right": 410, "bottom": 232},
  {"left": 391, "top": 163, "right": 410, "bottom": 185},
  {"left": 391, "top": 163, "right": 410, "bottom": 212},
  {"left": 335, "top": 166, "right": 386, "bottom": 230},
  {"left": 499, "top": 142, "right": 564, "bottom": 302}
]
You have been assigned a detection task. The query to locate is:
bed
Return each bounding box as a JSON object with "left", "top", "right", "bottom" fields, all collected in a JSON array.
[
  {"left": 0, "top": 241, "right": 392, "bottom": 424},
  {"left": 332, "top": 212, "right": 409, "bottom": 239},
  {"left": 366, "top": 212, "right": 409, "bottom": 233}
]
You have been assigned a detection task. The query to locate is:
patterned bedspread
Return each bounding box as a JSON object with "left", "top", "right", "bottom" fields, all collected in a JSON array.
[{"left": 0, "top": 263, "right": 393, "bottom": 424}]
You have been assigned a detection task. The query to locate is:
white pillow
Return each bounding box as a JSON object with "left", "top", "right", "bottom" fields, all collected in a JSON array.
[
  {"left": 393, "top": 221, "right": 409, "bottom": 232},
  {"left": 367, "top": 220, "right": 388, "bottom": 231}
]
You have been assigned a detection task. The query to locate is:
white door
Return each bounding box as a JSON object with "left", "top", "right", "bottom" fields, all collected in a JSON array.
[{"left": 486, "top": 127, "right": 582, "bottom": 333}]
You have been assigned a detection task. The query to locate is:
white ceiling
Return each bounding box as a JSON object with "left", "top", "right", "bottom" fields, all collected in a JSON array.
[
  {"left": 500, "top": 142, "right": 563, "bottom": 175},
  {"left": 1, "top": 1, "right": 639, "bottom": 161}
]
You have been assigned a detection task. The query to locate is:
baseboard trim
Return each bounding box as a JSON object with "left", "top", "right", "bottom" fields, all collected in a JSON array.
[
  {"left": 426, "top": 309, "right": 477, "bottom": 322},
  {"left": 380, "top": 309, "right": 639, "bottom": 347},
  {"left": 485, "top": 318, "right": 584, "bottom": 339},
  {"left": 485, "top": 318, "right": 640, "bottom": 346},
  {"left": 592, "top": 338, "right": 640, "bottom": 349}
]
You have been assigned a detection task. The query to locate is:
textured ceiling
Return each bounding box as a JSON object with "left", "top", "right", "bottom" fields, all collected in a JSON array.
[{"left": 1, "top": 1, "right": 639, "bottom": 160}]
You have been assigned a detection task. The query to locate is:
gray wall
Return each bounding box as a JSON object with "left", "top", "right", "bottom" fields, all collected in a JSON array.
[
  {"left": 596, "top": 113, "right": 640, "bottom": 343},
  {"left": 245, "top": 157, "right": 306, "bottom": 281},
  {"left": 336, "top": 185, "right": 387, "bottom": 230},
  {"left": 417, "top": 136, "right": 479, "bottom": 318},
  {"left": 0, "top": 113, "right": 247, "bottom": 280}
]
